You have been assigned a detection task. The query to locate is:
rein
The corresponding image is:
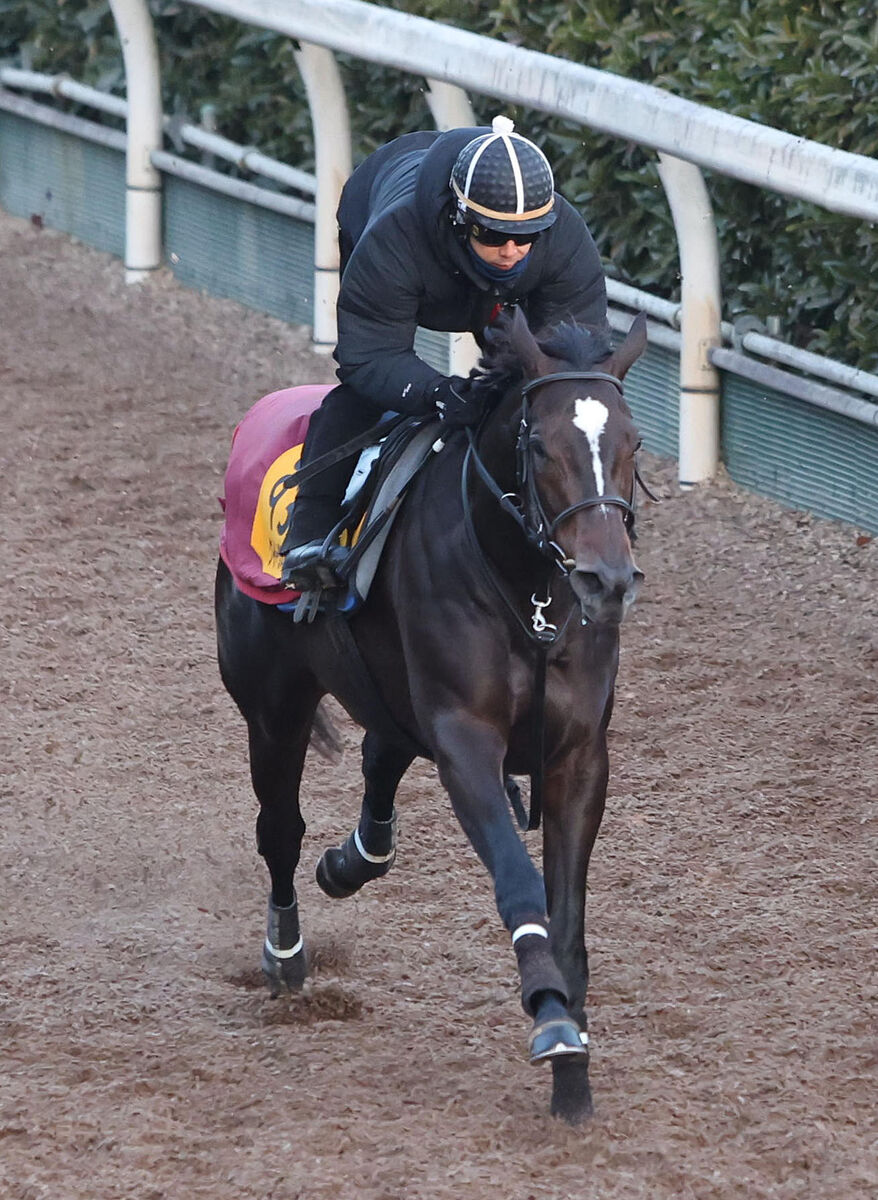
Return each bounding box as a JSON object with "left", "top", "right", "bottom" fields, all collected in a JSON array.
[
  {"left": 269, "top": 412, "right": 410, "bottom": 503},
  {"left": 462, "top": 368, "right": 648, "bottom": 831}
]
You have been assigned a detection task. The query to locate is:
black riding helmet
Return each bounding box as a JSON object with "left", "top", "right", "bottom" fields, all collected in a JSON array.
[{"left": 450, "top": 115, "right": 557, "bottom": 237}]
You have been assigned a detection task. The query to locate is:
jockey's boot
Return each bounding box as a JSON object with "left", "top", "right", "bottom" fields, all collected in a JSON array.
[
  {"left": 281, "top": 384, "right": 379, "bottom": 591},
  {"left": 281, "top": 496, "right": 349, "bottom": 591}
]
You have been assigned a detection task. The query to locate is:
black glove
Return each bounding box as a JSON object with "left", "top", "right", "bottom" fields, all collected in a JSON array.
[{"left": 432, "top": 375, "right": 489, "bottom": 429}]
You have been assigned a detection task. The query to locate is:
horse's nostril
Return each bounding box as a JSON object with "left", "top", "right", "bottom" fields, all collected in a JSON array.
[
  {"left": 570, "top": 570, "right": 603, "bottom": 598},
  {"left": 570, "top": 564, "right": 642, "bottom": 613},
  {"left": 571, "top": 567, "right": 632, "bottom": 593}
]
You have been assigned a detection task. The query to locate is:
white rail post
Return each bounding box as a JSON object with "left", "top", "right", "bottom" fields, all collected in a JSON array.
[
  {"left": 425, "top": 79, "right": 476, "bottom": 131},
  {"left": 108, "top": 0, "right": 163, "bottom": 282},
  {"left": 293, "top": 43, "right": 351, "bottom": 353},
  {"left": 425, "top": 79, "right": 482, "bottom": 378},
  {"left": 656, "top": 153, "right": 722, "bottom": 485}
]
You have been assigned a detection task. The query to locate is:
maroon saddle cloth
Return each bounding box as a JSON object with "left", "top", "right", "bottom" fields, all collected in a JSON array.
[{"left": 218, "top": 384, "right": 333, "bottom": 604}]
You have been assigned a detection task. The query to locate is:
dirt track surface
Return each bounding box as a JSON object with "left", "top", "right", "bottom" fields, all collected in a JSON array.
[{"left": 1, "top": 211, "right": 876, "bottom": 1199}]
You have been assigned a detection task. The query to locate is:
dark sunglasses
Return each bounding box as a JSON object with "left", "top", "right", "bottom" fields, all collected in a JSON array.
[{"left": 470, "top": 226, "right": 540, "bottom": 248}]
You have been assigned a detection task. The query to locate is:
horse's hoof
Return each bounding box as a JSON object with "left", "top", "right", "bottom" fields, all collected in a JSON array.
[
  {"left": 528, "top": 1016, "right": 588, "bottom": 1065},
  {"left": 315, "top": 847, "right": 360, "bottom": 899},
  {"left": 261, "top": 941, "right": 308, "bottom": 993},
  {"left": 316, "top": 816, "right": 397, "bottom": 899},
  {"left": 262, "top": 895, "right": 307, "bottom": 992}
]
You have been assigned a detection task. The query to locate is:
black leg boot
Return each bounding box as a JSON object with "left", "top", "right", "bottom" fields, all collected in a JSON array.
[{"left": 281, "top": 385, "right": 381, "bottom": 590}]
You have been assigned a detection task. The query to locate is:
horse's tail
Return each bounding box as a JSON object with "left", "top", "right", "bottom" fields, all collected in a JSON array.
[{"left": 311, "top": 700, "right": 345, "bottom": 761}]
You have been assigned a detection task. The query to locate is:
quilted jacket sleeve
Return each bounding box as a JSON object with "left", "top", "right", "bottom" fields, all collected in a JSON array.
[{"left": 334, "top": 214, "right": 444, "bottom": 415}]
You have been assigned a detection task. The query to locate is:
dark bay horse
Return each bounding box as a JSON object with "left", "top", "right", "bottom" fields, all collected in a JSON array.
[{"left": 215, "top": 307, "right": 648, "bottom": 1122}]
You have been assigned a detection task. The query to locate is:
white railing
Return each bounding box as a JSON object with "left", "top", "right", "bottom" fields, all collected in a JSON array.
[
  {"left": 94, "top": 0, "right": 878, "bottom": 481},
  {"left": 10, "top": 69, "right": 878, "bottom": 414}
]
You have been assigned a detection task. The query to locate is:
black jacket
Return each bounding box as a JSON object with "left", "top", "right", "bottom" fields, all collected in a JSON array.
[{"left": 334, "top": 127, "right": 608, "bottom": 415}]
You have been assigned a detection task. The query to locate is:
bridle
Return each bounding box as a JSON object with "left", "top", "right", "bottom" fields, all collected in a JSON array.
[
  {"left": 465, "top": 369, "right": 648, "bottom": 582},
  {"left": 517, "top": 370, "right": 640, "bottom": 562}
]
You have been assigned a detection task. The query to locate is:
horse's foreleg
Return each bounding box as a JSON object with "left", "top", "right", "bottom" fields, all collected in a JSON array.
[
  {"left": 432, "top": 719, "right": 585, "bottom": 1067},
  {"left": 540, "top": 739, "right": 609, "bottom": 1122},
  {"left": 543, "top": 746, "right": 607, "bottom": 1019},
  {"left": 316, "top": 732, "right": 413, "bottom": 898}
]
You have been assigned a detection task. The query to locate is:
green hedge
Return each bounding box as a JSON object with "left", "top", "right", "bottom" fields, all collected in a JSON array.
[{"left": 3, "top": 0, "right": 876, "bottom": 371}]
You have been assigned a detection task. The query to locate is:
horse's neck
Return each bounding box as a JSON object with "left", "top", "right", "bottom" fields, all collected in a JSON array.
[{"left": 476, "top": 393, "right": 520, "bottom": 491}]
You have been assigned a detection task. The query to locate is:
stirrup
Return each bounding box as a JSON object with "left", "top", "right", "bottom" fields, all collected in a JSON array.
[{"left": 282, "top": 540, "right": 349, "bottom": 591}]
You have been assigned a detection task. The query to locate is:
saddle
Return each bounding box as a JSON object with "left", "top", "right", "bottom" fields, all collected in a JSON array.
[{"left": 219, "top": 385, "right": 441, "bottom": 614}]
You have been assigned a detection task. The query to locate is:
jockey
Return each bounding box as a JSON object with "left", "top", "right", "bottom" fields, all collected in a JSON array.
[{"left": 282, "top": 115, "right": 609, "bottom": 590}]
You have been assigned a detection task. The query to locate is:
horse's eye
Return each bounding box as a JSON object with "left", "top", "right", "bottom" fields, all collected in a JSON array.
[
  {"left": 635, "top": 439, "right": 643, "bottom": 453},
  {"left": 531, "top": 438, "right": 548, "bottom": 461}
]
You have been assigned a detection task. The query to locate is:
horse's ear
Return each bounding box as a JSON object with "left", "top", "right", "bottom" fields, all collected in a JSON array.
[
  {"left": 605, "top": 312, "right": 647, "bottom": 380},
  {"left": 503, "top": 305, "right": 553, "bottom": 378}
]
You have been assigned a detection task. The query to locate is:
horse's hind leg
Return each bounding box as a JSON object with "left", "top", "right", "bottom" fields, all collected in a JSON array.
[
  {"left": 215, "top": 562, "right": 319, "bottom": 991},
  {"left": 316, "top": 732, "right": 413, "bottom": 898},
  {"left": 248, "top": 694, "right": 320, "bottom": 992}
]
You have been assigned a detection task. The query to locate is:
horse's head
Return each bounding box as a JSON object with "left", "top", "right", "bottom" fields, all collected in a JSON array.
[{"left": 479, "top": 307, "right": 648, "bottom": 626}]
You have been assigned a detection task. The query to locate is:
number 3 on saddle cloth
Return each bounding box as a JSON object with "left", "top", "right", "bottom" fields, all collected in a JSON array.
[{"left": 218, "top": 384, "right": 440, "bottom": 616}]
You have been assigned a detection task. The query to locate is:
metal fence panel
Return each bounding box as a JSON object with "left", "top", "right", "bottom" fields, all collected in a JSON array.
[
  {"left": 723, "top": 374, "right": 878, "bottom": 532},
  {"left": 162, "top": 176, "right": 455, "bottom": 373},
  {"left": 623, "top": 341, "right": 680, "bottom": 460},
  {"left": 164, "top": 175, "right": 314, "bottom": 326},
  {"left": 0, "top": 111, "right": 124, "bottom": 254},
  {"left": 413, "top": 328, "right": 451, "bottom": 375}
]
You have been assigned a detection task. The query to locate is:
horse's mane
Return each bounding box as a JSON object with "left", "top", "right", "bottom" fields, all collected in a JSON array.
[
  {"left": 538, "top": 323, "right": 613, "bottom": 370},
  {"left": 477, "top": 314, "right": 613, "bottom": 396}
]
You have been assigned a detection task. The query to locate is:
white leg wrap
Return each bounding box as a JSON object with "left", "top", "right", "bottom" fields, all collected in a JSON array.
[
  {"left": 353, "top": 827, "right": 395, "bottom": 864},
  {"left": 511, "top": 923, "right": 549, "bottom": 943},
  {"left": 264, "top": 935, "right": 304, "bottom": 960}
]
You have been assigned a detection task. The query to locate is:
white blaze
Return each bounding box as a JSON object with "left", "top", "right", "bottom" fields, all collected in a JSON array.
[{"left": 573, "top": 396, "right": 609, "bottom": 501}]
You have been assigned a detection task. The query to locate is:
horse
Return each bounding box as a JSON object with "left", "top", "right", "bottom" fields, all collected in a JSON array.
[{"left": 215, "top": 306, "right": 649, "bottom": 1123}]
